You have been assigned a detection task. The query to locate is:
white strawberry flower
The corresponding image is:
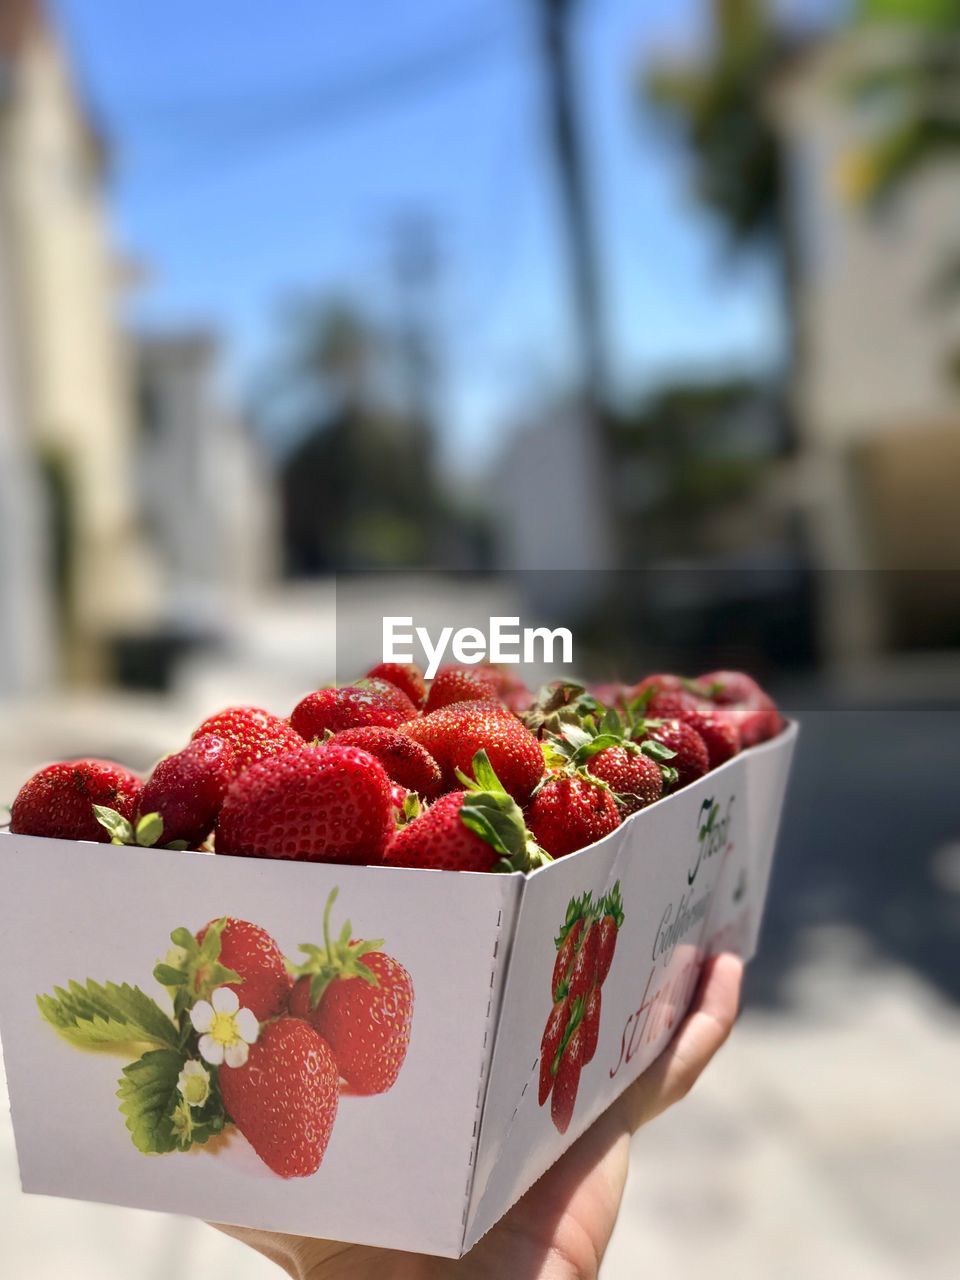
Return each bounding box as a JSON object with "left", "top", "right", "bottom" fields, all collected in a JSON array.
[
  {"left": 190, "top": 986, "right": 259, "bottom": 1068},
  {"left": 177, "top": 1059, "right": 211, "bottom": 1107}
]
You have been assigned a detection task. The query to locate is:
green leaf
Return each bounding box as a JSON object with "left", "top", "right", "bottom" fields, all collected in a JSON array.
[
  {"left": 169, "top": 927, "right": 197, "bottom": 952},
  {"left": 134, "top": 812, "right": 165, "bottom": 848},
  {"left": 153, "top": 963, "right": 189, "bottom": 987},
  {"left": 117, "top": 1049, "right": 184, "bottom": 1154},
  {"left": 38, "top": 979, "right": 179, "bottom": 1050},
  {"left": 93, "top": 805, "right": 133, "bottom": 844}
]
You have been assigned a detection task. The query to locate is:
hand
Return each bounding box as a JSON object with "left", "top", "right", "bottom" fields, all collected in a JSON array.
[{"left": 215, "top": 952, "right": 744, "bottom": 1280}]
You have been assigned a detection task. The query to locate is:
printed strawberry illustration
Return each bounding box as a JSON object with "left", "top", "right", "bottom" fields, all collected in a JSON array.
[
  {"left": 288, "top": 889, "right": 414, "bottom": 1095},
  {"left": 216, "top": 743, "right": 395, "bottom": 864},
  {"left": 219, "top": 1018, "right": 340, "bottom": 1178},
  {"left": 401, "top": 700, "right": 544, "bottom": 803},
  {"left": 192, "top": 918, "right": 293, "bottom": 1021},
  {"left": 191, "top": 706, "right": 304, "bottom": 773},
  {"left": 290, "top": 686, "right": 406, "bottom": 741},
  {"left": 383, "top": 751, "right": 551, "bottom": 873},
  {"left": 10, "top": 759, "right": 143, "bottom": 843},
  {"left": 540, "top": 883, "right": 624, "bottom": 1131},
  {"left": 365, "top": 660, "right": 427, "bottom": 709}
]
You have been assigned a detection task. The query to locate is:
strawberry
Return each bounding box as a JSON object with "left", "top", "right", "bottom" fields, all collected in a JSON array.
[
  {"left": 353, "top": 677, "right": 419, "bottom": 720},
  {"left": 219, "top": 1017, "right": 339, "bottom": 1178},
  {"left": 698, "top": 670, "right": 782, "bottom": 745},
  {"left": 383, "top": 750, "right": 550, "bottom": 873},
  {"left": 629, "top": 673, "right": 685, "bottom": 700},
  {"left": 680, "top": 710, "right": 740, "bottom": 768},
  {"left": 195, "top": 917, "right": 292, "bottom": 1021},
  {"left": 327, "top": 726, "right": 441, "bottom": 798},
  {"left": 288, "top": 890, "right": 413, "bottom": 1095},
  {"left": 587, "top": 744, "right": 663, "bottom": 813},
  {"left": 552, "top": 915, "right": 585, "bottom": 1002},
  {"left": 10, "top": 759, "right": 142, "bottom": 843},
  {"left": 401, "top": 701, "right": 544, "bottom": 803},
  {"left": 216, "top": 744, "right": 394, "bottom": 865},
  {"left": 635, "top": 719, "right": 708, "bottom": 791},
  {"left": 291, "top": 687, "right": 405, "bottom": 741},
  {"left": 136, "top": 736, "right": 236, "bottom": 847},
  {"left": 551, "top": 1019, "right": 585, "bottom": 1135},
  {"left": 566, "top": 920, "right": 600, "bottom": 1003},
  {"left": 596, "top": 882, "right": 624, "bottom": 985},
  {"left": 645, "top": 689, "right": 708, "bottom": 720},
  {"left": 526, "top": 774, "right": 620, "bottom": 858},
  {"left": 581, "top": 984, "right": 601, "bottom": 1064},
  {"left": 366, "top": 661, "right": 427, "bottom": 709},
  {"left": 538, "top": 996, "right": 570, "bottom": 1106},
  {"left": 191, "top": 706, "right": 302, "bottom": 774},
  {"left": 424, "top": 666, "right": 501, "bottom": 713}
]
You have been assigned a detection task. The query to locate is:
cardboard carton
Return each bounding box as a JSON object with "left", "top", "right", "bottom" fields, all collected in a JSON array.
[{"left": 0, "top": 723, "right": 796, "bottom": 1257}]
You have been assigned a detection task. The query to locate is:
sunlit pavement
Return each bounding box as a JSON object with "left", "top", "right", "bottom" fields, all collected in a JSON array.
[{"left": 2, "top": 684, "right": 958, "bottom": 1277}]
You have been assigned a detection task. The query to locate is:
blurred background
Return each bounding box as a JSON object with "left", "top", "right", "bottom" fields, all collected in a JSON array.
[{"left": 0, "top": 0, "right": 958, "bottom": 1275}]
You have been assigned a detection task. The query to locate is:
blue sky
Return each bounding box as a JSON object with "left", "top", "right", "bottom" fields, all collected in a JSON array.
[{"left": 55, "top": 0, "right": 786, "bottom": 469}]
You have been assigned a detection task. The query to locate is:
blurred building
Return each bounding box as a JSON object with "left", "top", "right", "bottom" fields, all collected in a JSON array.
[
  {"left": 0, "top": 0, "right": 159, "bottom": 680},
  {"left": 772, "top": 33, "right": 960, "bottom": 655},
  {"left": 135, "top": 332, "right": 278, "bottom": 623}
]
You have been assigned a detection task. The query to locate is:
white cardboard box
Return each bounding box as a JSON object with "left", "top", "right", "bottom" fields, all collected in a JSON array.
[{"left": 0, "top": 723, "right": 796, "bottom": 1258}]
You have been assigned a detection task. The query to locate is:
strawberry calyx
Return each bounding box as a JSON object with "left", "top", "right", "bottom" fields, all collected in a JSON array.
[
  {"left": 153, "top": 916, "right": 242, "bottom": 1010},
  {"left": 454, "top": 750, "right": 552, "bottom": 874},
  {"left": 93, "top": 805, "right": 189, "bottom": 851},
  {"left": 522, "top": 681, "right": 605, "bottom": 739},
  {"left": 539, "top": 710, "right": 680, "bottom": 795},
  {"left": 289, "top": 888, "right": 384, "bottom": 1010},
  {"left": 600, "top": 880, "right": 625, "bottom": 928},
  {"left": 554, "top": 890, "right": 593, "bottom": 950}
]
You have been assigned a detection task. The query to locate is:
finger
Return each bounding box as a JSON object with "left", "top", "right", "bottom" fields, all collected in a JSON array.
[{"left": 618, "top": 952, "right": 744, "bottom": 1133}]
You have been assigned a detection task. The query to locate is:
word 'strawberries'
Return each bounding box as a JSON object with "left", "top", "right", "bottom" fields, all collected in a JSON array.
[
  {"left": 291, "top": 687, "right": 405, "bottom": 742},
  {"left": 11, "top": 760, "right": 142, "bottom": 843},
  {"left": 424, "top": 666, "right": 502, "bottom": 713},
  {"left": 136, "top": 736, "right": 237, "bottom": 848},
  {"left": 402, "top": 700, "right": 544, "bottom": 802},
  {"left": 327, "top": 726, "right": 442, "bottom": 799},
  {"left": 384, "top": 751, "right": 551, "bottom": 873},
  {"left": 194, "top": 917, "right": 292, "bottom": 1021},
  {"left": 526, "top": 774, "right": 620, "bottom": 859},
  {"left": 365, "top": 661, "right": 427, "bottom": 710},
  {"left": 191, "top": 707, "right": 302, "bottom": 775},
  {"left": 289, "top": 889, "right": 413, "bottom": 1095},
  {"left": 219, "top": 1018, "right": 339, "bottom": 1178},
  {"left": 216, "top": 744, "right": 394, "bottom": 865}
]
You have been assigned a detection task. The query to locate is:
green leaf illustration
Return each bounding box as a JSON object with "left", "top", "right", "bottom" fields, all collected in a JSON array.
[{"left": 37, "top": 979, "right": 180, "bottom": 1050}]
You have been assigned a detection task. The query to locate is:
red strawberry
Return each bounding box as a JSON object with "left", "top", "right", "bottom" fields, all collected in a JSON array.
[
  {"left": 402, "top": 701, "right": 544, "bottom": 803},
  {"left": 366, "top": 661, "right": 427, "bottom": 710},
  {"left": 383, "top": 750, "right": 550, "bottom": 873},
  {"left": 552, "top": 917, "right": 585, "bottom": 1002},
  {"left": 637, "top": 719, "right": 709, "bottom": 791},
  {"left": 551, "top": 1022, "right": 585, "bottom": 1134},
  {"left": 581, "top": 985, "right": 601, "bottom": 1064},
  {"left": 10, "top": 760, "right": 142, "bottom": 843},
  {"left": 291, "top": 687, "right": 405, "bottom": 741},
  {"left": 646, "top": 689, "right": 707, "bottom": 720},
  {"left": 680, "top": 710, "right": 740, "bottom": 768},
  {"left": 216, "top": 744, "right": 394, "bottom": 865},
  {"left": 353, "top": 677, "right": 419, "bottom": 720},
  {"left": 629, "top": 673, "right": 685, "bottom": 700},
  {"left": 699, "top": 670, "right": 765, "bottom": 705},
  {"left": 538, "top": 996, "right": 570, "bottom": 1106},
  {"left": 195, "top": 917, "right": 292, "bottom": 1021},
  {"left": 596, "top": 882, "right": 624, "bottom": 985},
  {"left": 288, "top": 891, "right": 413, "bottom": 1095},
  {"left": 698, "top": 670, "right": 782, "bottom": 745},
  {"left": 587, "top": 744, "right": 662, "bottom": 814},
  {"left": 526, "top": 774, "right": 620, "bottom": 858},
  {"left": 327, "top": 726, "right": 441, "bottom": 798},
  {"left": 191, "top": 706, "right": 302, "bottom": 774},
  {"left": 136, "top": 736, "right": 236, "bottom": 847},
  {"left": 219, "top": 1018, "right": 339, "bottom": 1178},
  {"left": 566, "top": 920, "right": 600, "bottom": 1003},
  {"left": 424, "top": 666, "right": 501, "bottom": 713}
]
